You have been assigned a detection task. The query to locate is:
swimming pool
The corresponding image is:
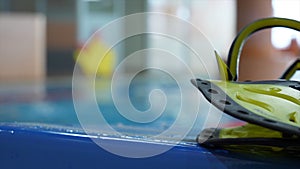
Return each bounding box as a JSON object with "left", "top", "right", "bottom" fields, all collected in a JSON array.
[{"left": 0, "top": 77, "right": 298, "bottom": 169}]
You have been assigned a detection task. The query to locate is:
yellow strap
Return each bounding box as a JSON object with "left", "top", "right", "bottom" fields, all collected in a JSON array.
[{"left": 228, "top": 18, "right": 300, "bottom": 81}]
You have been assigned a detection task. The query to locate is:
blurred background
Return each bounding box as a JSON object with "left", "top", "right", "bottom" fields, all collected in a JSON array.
[
  {"left": 0, "top": 0, "right": 299, "bottom": 83},
  {"left": 0, "top": 0, "right": 300, "bottom": 145}
]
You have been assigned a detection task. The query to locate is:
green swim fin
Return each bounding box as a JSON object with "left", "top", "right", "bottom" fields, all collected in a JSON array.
[{"left": 191, "top": 17, "right": 300, "bottom": 151}]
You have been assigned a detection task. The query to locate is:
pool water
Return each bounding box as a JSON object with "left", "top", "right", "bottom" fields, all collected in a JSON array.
[{"left": 0, "top": 77, "right": 297, "bottom": 169}]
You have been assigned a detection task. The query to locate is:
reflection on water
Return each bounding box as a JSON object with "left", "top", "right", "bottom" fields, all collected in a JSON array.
[{"left": 0, "top": 76, "right": 238, "bottom": 142}]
